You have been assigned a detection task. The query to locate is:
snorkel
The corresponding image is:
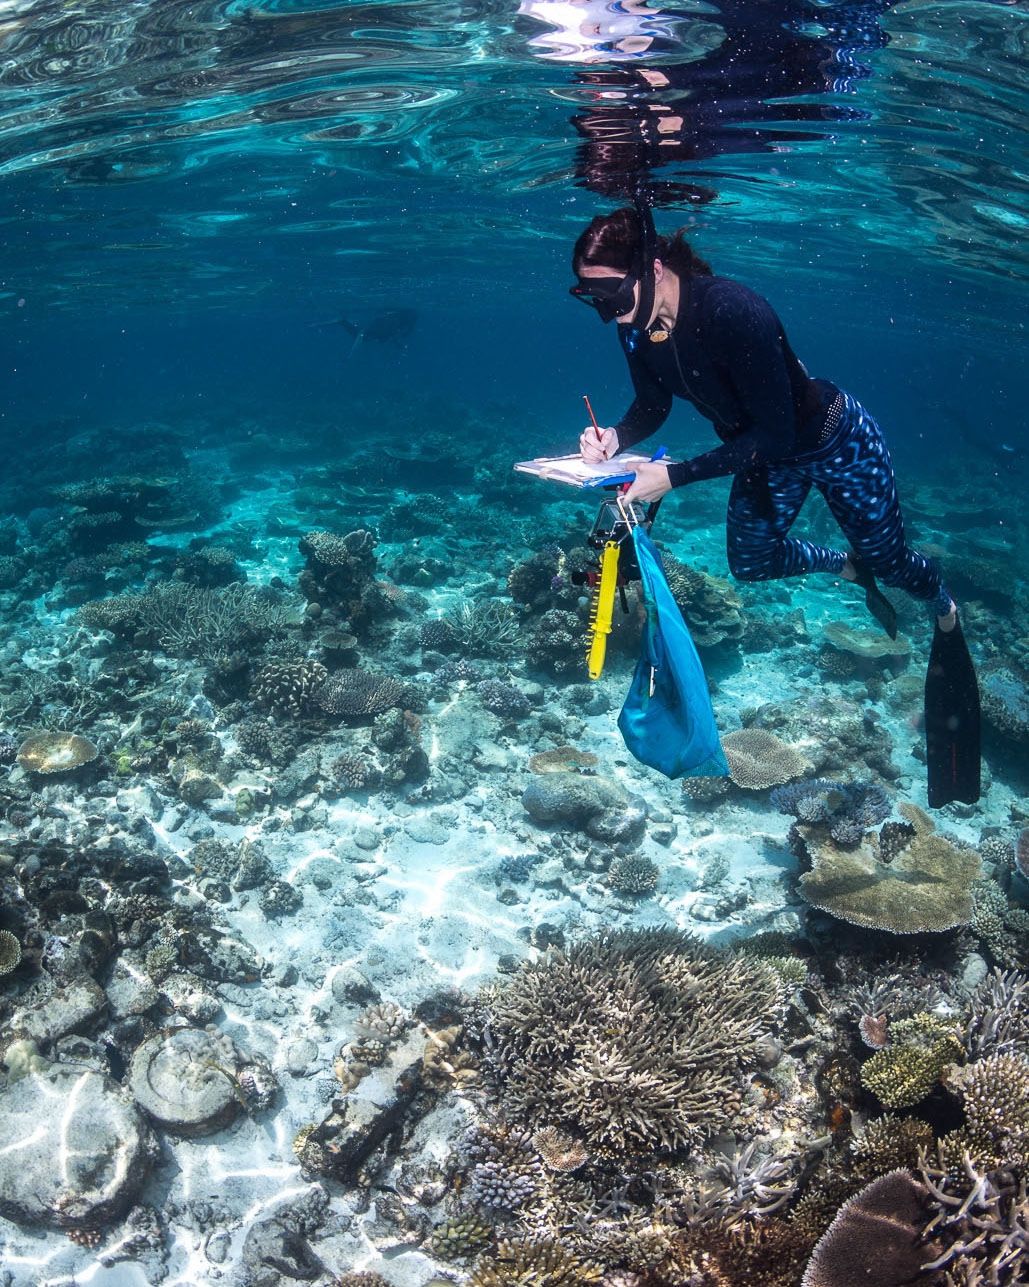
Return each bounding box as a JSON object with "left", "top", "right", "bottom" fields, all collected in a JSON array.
[{"left": 631, "top": 191, "right": 657, "bottom": 335}]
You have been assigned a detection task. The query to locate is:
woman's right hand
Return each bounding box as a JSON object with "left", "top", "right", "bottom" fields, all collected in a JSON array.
[{"left": 579, "top": 425, "right": 619, "bottom": 462}]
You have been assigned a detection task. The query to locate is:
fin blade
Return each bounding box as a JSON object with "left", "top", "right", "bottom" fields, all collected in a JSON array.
[
  {"left": 864, "top": 582, "right": 898, "bottom": 640},
  {"left": 925, "top": 619, "right": 981, "bottom": 808}
]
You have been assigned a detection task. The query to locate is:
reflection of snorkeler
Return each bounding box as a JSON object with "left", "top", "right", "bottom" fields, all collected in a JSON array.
[
  {"left": 517, "top": 0, "right": 670, "bottom": 61},
  {"left": 566, "top": 0, "right": 894, "bottom": 201}
]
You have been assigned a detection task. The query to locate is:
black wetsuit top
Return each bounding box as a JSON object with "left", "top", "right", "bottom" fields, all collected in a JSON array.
[{"left": 613, "top": 275, "right": 839, "bottom": 488}]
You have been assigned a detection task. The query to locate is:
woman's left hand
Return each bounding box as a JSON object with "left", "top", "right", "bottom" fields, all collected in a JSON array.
[{"left": 623, "top": 461, "right": 672, "bottom": 503}]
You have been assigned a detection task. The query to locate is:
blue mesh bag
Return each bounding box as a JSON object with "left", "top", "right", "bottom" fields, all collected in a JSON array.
[{"left": 617, "top": 528, "right": 729, "bottom": 779}]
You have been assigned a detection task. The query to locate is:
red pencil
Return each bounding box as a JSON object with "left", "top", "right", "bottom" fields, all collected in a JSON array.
[{"left": 583, "top": 394, "right": 602, "bottom": 441}]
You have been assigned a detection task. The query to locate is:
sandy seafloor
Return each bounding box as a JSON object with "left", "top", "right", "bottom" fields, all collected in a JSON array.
[{"left": 0, "top": 434, "right": 1018, "bottom": 1287}]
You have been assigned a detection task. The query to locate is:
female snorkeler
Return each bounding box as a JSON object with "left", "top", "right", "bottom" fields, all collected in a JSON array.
[
  {"left": 570, "top": 202, "right": 980, "bottom": 806},
  {"left": 572, "top": 203, "right": 955, "bottom": 630}
]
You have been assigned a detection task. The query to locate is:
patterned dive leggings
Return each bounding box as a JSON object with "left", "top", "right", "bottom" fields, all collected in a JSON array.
[{"left": 725, "top": 390, "right": 952, "bottom": 617}]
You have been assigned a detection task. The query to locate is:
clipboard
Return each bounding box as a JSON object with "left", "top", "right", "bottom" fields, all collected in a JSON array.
[{"left": 513, "top": 452, "right": 672, "bottom": 490}]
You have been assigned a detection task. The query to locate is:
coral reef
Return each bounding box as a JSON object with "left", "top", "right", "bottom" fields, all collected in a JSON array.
[
  {"left": 664, "top": 554, "right": 746, "bottom": 649},
  {"left": 744, "top": 694, "right": 899, "bottom": 780},
  {"left": 859, "top": 1013, "right": 964, "bottom": 1109},
  {"left": 475, "top": 928, "right": 785, "bottom": 1157},
  {"left": 721, "top": 728, "right": 806, "bottom": 789},
  {"left": 770, "top": 779, "right": 892, "bottom": 846},
  {"left": 297, "top": 528, "right": 387, "bottom": 634},
  {"left": 315, "top": 669, "right": 409, "bottom": 718},
  {"left": 16, "top": 732, "right": 99, "bottom": 775},
  {"left": 792, "top": 802, "right": 981, "bottom": 932},
  {"left": 469, "top": 1237, "right": 602, "bottom": 1286}
]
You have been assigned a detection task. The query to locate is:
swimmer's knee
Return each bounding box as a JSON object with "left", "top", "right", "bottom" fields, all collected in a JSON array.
[{"left": 727, "top": 556, "right": 774, "bottom": 583}]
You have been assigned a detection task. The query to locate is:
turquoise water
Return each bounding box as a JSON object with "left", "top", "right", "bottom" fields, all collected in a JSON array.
[
  {"left": 1, "top": 0, "right": 1026, "bottom": 440},
  {"left": 1, "top": 2, "right": 1029, "bottom": 1284}
]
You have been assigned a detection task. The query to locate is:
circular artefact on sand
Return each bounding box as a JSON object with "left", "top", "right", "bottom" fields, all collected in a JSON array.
[
  {"left": 16, "top": 731, "right": 99, "bottom": 774},
  {"left": 0, "top": 1064, "right": 154, "bottom": 1229},
  {"left": 128, "top": 1027, "right": 241, "bottom": 1136}
]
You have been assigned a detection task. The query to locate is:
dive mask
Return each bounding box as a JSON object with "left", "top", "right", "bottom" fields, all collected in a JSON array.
[{"left": 569, "top": 270, "right": 639, "bottom": 323}]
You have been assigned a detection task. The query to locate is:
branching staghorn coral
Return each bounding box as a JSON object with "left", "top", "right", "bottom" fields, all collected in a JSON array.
[
  {"left": 469, "top": 1236, "right": 602, "bottom": 1286},
  {"left": 962, "top": 968, "right": 1029, "bottom": 1060},
  {"left": 919, "top": 1147, "right": 1029, "bottom": 1283},
  {"left": 692, "top": 1140, "right": 800, "bottom": 1227},
  {"left": 441, "top": 598, "right": 520, "bottom": 656},
  {"left": 136, "top": 581, "right": 302, "bottom": 658},
  {"left": 476, "top": 928, "right": 785, "bottom": 1158}
]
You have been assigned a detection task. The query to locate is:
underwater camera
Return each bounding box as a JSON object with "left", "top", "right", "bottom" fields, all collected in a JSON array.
[{"left": 571, "top": 496, "right": 656, "bottom": 590}]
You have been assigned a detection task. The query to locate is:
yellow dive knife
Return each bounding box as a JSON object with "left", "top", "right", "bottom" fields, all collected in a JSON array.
[{"left": 586, "top": 540, "right": 620, "bottom": 679}]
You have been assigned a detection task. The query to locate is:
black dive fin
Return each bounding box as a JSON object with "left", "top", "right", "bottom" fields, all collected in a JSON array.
[
  {"left": 849, "top": 556, "right": 898, "bottom": 639},
  {"left": 925, "top": 617, "right": 981, "bottom": 808}
]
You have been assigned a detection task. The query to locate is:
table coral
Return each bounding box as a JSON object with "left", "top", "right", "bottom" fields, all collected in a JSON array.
[
  {"left": 800, "top": 1169, "right": 937, "bottom": 1287},
  {"left": 16, "top": 731, "right": 99, "bottom": 775},
  {"left": 821, "top": 620, "right": 911, "bottom": 660},
  {"left": 315, "top": 669, "right": 408, "bottom": 718},
  {"left": 721, "top": 728, "right": 807, "bottom": 789},
  {"left": 793, "top": 803, "right": 981, "bottom": 933}
]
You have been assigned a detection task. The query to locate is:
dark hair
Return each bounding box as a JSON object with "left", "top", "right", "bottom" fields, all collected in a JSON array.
[{"left": 572, "top": 206, "right": 713, "bottom": 278}]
